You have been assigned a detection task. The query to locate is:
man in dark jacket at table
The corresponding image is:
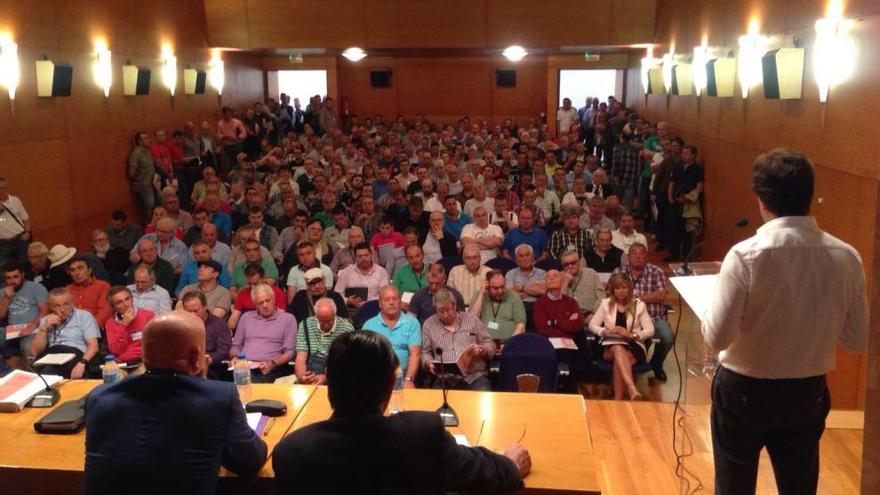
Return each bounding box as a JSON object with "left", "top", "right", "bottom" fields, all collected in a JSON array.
[
  {"left": 273, "top": 330, "right": 530, "bottom": 494},
  {"left": 84, "top": 311, "right": 267, "bottom": 495}
]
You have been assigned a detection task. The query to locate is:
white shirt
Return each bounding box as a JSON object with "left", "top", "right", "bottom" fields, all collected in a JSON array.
[
  {"left": 611, "top": 229, "right": 647, "bottom": 253},
  {"left": 463, "top": 197, "right": 495, "bottom": 217},
  {"left": 460, "top": 223, "right": 503, "bottom": 264},
  {"left": 556, "top": 107, "right": 579, "bottom": 134},
  {"left": 702, "top": 216, "right": 868, "bottom": 379}
]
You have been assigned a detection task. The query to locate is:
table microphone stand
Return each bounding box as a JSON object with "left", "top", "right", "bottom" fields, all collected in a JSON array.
[{"left": 434, "top": 348, "right": 459, "bottom": 426}]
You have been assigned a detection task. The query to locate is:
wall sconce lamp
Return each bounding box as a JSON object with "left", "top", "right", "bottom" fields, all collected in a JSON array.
[
  {"left": 640, "top": 46, "right": 660, "bottom": 94},
  {"left": 94, "top": 39, "right": 112, "bottom": 97},
  {"left": 0, "top": 35, "right": 20, "bottom": 100},
  {"left": 208, "top": 49, "right": 224, "bottom": 95},
  {"left": 814, "top": 0, "right": 855, "bottom": 103},
  {"left": 738, "top": 19, "right": 768, "bottom": 99},
  {"left": 692, "top": 38, "right": 709, "bottom": 96},
  {"left": 161, "top": 43, "right": 177, "bottom": 96}
]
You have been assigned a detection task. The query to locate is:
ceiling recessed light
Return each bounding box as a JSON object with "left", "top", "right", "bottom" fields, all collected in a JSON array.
[
  {"left": 342, "top": 47, "right": 367, "bottom": 62},
  {"left": 502, "top": 45, "right": 527, "bottom": 62}
]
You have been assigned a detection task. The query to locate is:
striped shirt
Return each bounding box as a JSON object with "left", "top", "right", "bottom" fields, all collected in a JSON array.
[
  {"left": 296, "top": 316, "right": 354, "bottom": 358},
  {"left": 420, "top": 312, "right": 495, "bottom": 384}
]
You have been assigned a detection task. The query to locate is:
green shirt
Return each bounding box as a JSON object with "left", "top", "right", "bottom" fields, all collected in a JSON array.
[
  {"left": 231, "top": 258, "right": 279, "bottom": 289},
  {"left": 315, "top": 210, "right": 335, "bottom": 228},
  {"left": 392, "top": 263, "right": 429, "bottom": 293},
  {"left": 296, "top": 316, "right": 354, "bottom": 358},
  {"left": 470, "top": 290, "right": 526, "bottom": 341}
]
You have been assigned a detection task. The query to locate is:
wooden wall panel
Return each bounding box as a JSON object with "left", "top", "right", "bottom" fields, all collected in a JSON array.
[
  {"left": 365, "top": 0, "right": 487, "bottom": 48},
  {"left": 248, "top": 0, "right": 366, "bottom": 49},
  {"left": 626, "top": 0, "right": 879, "bottom": 414},
  {"left": 335, "top": 55, "right": 548, "bottom": 124},
  {"left": 0, "top": 0, "right": 263, "bottom": 252},
  {"left": 205, "top": 0, "right": 657, "bottom": 50}
]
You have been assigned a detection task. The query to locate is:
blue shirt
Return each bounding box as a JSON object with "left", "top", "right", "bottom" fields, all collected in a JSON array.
[
  {"left": 444, "top": 212, "right": 473, "bottom": 240},
  {"left": 362, "top": 313, "right": 422, "bottom": 372},
  {"left": 211, "top": 212, "right": 233, "bottom": 238},
  {"left": 502, "top": 227, "right": 548, "bottom": 259},
  {"left": 131, "top": 234, "right": 191, "bottom": 271},
  {"left": 175, "top": 261, "right": 232, "bottom": 295},
  {"left": 7, "top": 281, "right": 48, "bottom": 325},
  {"left": 39, "top": 308, "right": 100, "bottom": 352}
]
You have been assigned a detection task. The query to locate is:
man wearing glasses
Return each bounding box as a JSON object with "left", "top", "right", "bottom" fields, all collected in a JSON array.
[{"left": 294, "top": 297, "right": 354, "bottom": 385}]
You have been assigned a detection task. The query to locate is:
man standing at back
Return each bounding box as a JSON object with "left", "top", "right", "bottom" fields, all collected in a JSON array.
[
  {"left": 84, "top": 311, "right": 267, "bottom": 494},
  {"left": 273, "top": 331, "right": 528, "bottom": 494},
  {"left": 703, "top": 149, "right": 868, "bottom": 495}
]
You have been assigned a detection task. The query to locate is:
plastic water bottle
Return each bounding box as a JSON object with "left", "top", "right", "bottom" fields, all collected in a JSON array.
[
  {"left": 233, "top": 353, "right": 253, "bottom": 402},
  {"left": 102, "top": 355, "right": 120, "bottom": 384},
  {"left": 389, "top": 368, "right": 404, "bottom": 414}
]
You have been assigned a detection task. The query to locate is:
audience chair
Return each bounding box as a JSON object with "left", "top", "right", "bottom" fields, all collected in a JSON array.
[
  {"left": 500, "top": 333, "right": 559, "bottom": 393},
  {"left": 486, "top": 256, "right": 517, "bottom": 275},
  {"left": 516, "top": 374, "right": 541, "bottom": 393},
  {"left": 535, "top": 258, "right": 563, "bottom": 272}
]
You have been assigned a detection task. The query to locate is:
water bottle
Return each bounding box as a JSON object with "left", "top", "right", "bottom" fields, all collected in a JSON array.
[
  {"left": 389, "top": 368, "right": 404, "bottom": 414},
  {"left": 233, "top": 353, "right": 252, "bottom": 402},
  {"left": 102, "top": 355, "right": 120, "bottom": 384}
]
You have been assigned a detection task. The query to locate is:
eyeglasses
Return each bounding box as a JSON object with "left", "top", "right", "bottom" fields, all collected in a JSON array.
[{"left": 562, "top": 260, "right": 579, "bottom": 267}]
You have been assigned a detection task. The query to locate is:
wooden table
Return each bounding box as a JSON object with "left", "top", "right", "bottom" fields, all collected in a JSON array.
[
  {"left": 291, "top": 386, "right": 601, "bottom": 494},
  {"left": 0, "top": 380, "right": 318, "bottom": 494}
]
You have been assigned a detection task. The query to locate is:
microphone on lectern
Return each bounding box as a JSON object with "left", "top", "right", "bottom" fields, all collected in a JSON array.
[{"left": 675, "top": 218, "right": 749, "bottom": 276}]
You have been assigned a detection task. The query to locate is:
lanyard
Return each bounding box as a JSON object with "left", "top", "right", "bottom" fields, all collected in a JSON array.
[{"left": 491, "top": 301, "right": 501, "bottom": 320}]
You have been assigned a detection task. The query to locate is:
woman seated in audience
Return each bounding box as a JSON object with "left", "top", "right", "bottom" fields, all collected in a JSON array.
[{"left": 588, "top": 273, "right": 654, "bottom": 400}]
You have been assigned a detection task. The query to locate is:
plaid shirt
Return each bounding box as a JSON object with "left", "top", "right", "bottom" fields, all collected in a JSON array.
[
  {"left": 548, "top": 228, "right": 593, "bottom": 260},
  {"left": 614, "top": 263, "right": 667, "bottom": 319},
  {"left": 611, "top": 142, "right": 641, "bottom": 188}
]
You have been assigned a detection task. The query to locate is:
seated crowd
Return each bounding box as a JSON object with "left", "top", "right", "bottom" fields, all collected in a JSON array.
[{"left": 0, "top": 93, "right": 705, "bottom": 398}]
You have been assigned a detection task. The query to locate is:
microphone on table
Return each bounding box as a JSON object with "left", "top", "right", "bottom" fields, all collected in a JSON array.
[
  {"left": 24, "top": 356, "right": 61, "bottom": 409},
  {"left": 434, "top": 348, "right": 460, "bottom": 427},
  {"left": 675, "top": 217, "right": 749, "bottom": 276}
]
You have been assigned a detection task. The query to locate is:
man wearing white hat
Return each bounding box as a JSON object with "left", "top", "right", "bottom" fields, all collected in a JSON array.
[
  {"left": 26, "top": 242, "right": 72, "bottom": 290},
  {"left": 289, "top": 267, "right": 347, "bottom": 324}
]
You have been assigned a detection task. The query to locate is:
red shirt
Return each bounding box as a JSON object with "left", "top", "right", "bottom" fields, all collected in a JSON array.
[
  {"left": 233, "top": 286, "right": 287, "bottom": 312},
  {"left": 534, "top": 294, "right": 584, "bottom": 338},
  {"left": 105, "top": 309, "right": 154, "bottom": 362},
  {"left": 68, "top": 278, "right": 112, "bottom": 327},
  {"left": 369, "top": 231, "right": 405, "bottom": 250},
  {"left": 150, "top": 141, "right": 184, "bottom": 174}
]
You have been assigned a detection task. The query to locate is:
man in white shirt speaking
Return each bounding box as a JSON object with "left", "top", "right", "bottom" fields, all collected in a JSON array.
[{"left": 702, "top": 148, "right": 868, "bottom": 495}]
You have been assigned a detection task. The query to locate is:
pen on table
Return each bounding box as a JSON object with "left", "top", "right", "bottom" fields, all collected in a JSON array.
[{"left": 262, "top": 417, "right": 275, "bottom": 436}]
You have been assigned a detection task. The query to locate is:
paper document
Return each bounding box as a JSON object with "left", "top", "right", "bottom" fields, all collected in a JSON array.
[
  {"left": 668, "top": 275, "right": 719, "bottom": 322},
  {"left": 549, "top": 337, "right": 578, "bottom": 350},
  {"left": 0, "top": 370, "right": 63, "bottom": 412},
  {"left": 453, "top": 434, "right": 470, "bottom": 446},
  {"left": 246, "top": 412, "right": 262, "bottom": 432},
  {"left": 4, "top": 324, "right": 29, "bottom": 341},
  {"left": 227, "top": 361, "right": 264, "bottom": 371},
  {"left": 34, "top": 353, "right": 76, "bottom": 367},
  {"left": 401, "top": 292, "right": 414, "bottom": 304}
]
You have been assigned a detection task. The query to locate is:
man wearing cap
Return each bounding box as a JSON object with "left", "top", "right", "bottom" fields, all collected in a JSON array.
[
  {"left": 175, "top": 240, "right": 232, "bottom": 296},
  {"left": 127, "top": 265, "right": 172, "bottom": 316},
  {"left": 176, "top": 260, "right": 232, "bottom": 319},
  {"left": 227, "top": 263, "right": 287, "bottom": 331},
  {"left": 286, "top": 241, "right": 334, "bottom": 302},
  {"left": 67, "top": 256, "right": 113, "bottom": 328},
  {"left": 125, "top": 239, "right": 176, "bottom": 294},
  {"left": 290, "top": 267, "right": 347, "bottom": 324},
  {"left": 27, "top": 242, "right": 73, "bottom": 290}
]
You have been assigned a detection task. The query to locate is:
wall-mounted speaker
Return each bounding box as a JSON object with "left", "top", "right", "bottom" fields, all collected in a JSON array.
[
  {"left": 35, "top": 60, "right": 74, "bottom": 97},
  {"left": 136, "top": 69, "right": 151, "bottom": 95},
  {"left": 123, "top": 65, "right": 151, "bottom": 95},
  {"left": 647, "top": 67, "right": 665, "bottom": 95},
  {"left": 671, "top": 64, "right": 694, "bottom": 95},
  {"left": 184, "top": 69, "right": 207, "bottom": 95},
  {"left": 370, "top": 69, "right": 391, "bottom": 88},
  {"left": 496, "top": 69, "right": 516, "bottom": 88},
  {"left": 706, "top": 58, "right": 736, "bottom": 97},
  {"left": 761, "top": 48, "right": 804, "bottom": 99}
]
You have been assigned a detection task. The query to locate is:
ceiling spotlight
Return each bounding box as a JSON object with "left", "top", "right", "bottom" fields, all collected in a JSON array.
[
  {"left": 503, "top": 45, "right": 527, "bottom": 62},
  {"left": 342, "top": 47, "right": 367, "bottom": 62}
]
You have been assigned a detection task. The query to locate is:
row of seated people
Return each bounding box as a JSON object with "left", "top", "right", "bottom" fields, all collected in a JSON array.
[{"left": 3, "top": 236, "right": 664, "bottom": 399}]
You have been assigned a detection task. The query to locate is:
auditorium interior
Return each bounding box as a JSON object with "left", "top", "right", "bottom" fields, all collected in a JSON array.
[{"left": 0, "top": 0, "right": 878, "bottom": 493}]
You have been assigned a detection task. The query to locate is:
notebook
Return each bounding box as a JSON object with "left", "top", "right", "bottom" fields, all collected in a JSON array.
[{"left": 34, "top": 353, "right": 77, "bottom": 367}]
